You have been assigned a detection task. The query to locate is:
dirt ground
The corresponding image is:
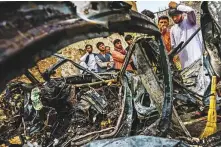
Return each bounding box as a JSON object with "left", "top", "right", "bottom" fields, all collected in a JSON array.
[{"left": 186, "top": 119, "right": 221, "bottom": 137}]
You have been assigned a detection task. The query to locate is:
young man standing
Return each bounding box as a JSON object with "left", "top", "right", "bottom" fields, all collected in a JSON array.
[
  {"left": 111, "top": 39, "right": 133, "bottom": 71},
  {"left": 168, "top": 1, "right": 203, "bottom": 69},
  {"left": 158, "top": 15, "right": 181, "bottom": 70},
  {"left": 79, "top": 44, "right": 98, "bottom": 73},
  {"left": 125, "top": 35, "right": 137, "bottom": 70},
  {"left": 95, "top": 42, "right": 114, "bottom": 73},
  {"left": 125, "top": 35, "right": 133, "bottom": 51},
  {"left": 158, "top": 15, "right": 171, "bottom": 53}
]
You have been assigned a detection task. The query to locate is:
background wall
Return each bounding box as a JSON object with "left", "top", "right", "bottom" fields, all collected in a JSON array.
[{"left": 14, "top": 33, "right": 132, "bottom": 83}]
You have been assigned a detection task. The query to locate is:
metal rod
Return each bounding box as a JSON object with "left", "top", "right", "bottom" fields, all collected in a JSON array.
[
  {"left": 74, "top": 79, "right": 117, "bottom": 87},
  {"left": 119, "top": 40, "right": 136, "bottom": 78},
  {"left": 168, "top": 27, "right": 201, "bottom": 58},
  {"left": 53, "top": 54, "right": 105, "bottom": 82},
  {"left": 173, "top": 78, "right": 204, "bottom": 100},
  {"left": 177, "top": 27, "right": 201, "bottom": 54},
  {"left": 173, "top": 107, "right": 191, "bottom": 137},
  {"left": 62, "top": 127, "right": 115, "bottom": 146},
  {"left": 42, "top": 58, "right": 68, "bottom": 81},
  {"left": 24, "top": 69, "right": 39, "bottom": 84},
  {"left": 119, "top": 36, "right": 146, "bottom": 78},
  {"left": 158, "top": 37, "right": 173, "bottom": 137}
]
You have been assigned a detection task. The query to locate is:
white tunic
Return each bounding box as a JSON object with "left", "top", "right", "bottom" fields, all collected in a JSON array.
[
  {"left": 79, "top": 53, "right": 98, "bottom": 73},
  {"left": 170, "top": 5, "right": 204, "bottom": 69}
]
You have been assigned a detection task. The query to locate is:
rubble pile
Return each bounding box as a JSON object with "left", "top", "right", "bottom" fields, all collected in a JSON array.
[
  {"left": 1, "top": 1, "right": 221, "bottom": 147},
  {"left": 0, "top": 79, "right": 122, "bottom": 146}
]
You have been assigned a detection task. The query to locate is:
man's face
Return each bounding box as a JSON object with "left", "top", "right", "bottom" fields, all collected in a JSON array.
[
  {"left": 98, "top": 43, "right": 105, "bottom": 51},
  {"left": 86, "top": 46, "right": 93, "bottom": 53},
  {"left": 126, "top": 39, "right": 133, "bottom": 46},
  {"left": 172, "top": 14, "right": 183, "bottom": 24},
  {"left": 158, "top": 19, "right": 169, "bottom": 30},
  {"left": 105, "top": 47, "right": 110, "bottom": 53},
  {"left": 114, "top": 41, "right": 122, "bottom": 49}
]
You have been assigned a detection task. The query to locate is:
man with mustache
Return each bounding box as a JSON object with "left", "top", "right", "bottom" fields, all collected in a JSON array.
[{"left": 158, "top": 15, "right": 181, "bottom": 70}]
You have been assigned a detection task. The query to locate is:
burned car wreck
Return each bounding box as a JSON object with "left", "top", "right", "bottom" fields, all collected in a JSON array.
[{"left": 0, "top": 1, "right": 221, "bottom": 147}]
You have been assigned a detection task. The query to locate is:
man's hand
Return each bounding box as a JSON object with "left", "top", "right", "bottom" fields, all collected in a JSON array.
[
  {"left": 169, "top": 1, "right": 178, "bottom": 9},
  {"left": 161, "top": 26, "right": 167, "bottom": 35},
  {"left": 107, "top": 62, "right": 111, "bottom": 67}
]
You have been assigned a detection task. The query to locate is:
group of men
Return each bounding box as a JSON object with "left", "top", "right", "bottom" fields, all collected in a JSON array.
[
  {"left": 79, "top": 36, "right": 137, "bottom": 73},
  {"left": 143, "top": 1, "right": 204, "bottom": 69},
  {"left": 80, "top": 1, "right": 203, "bottom": 73}
]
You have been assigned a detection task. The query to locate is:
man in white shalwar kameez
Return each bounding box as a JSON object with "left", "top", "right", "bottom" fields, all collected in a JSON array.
[
  {"left": 168, "top": 1, "right": 204, "bottom": 69},
  {"left": 79, "top": 44, "right": 98, "bottom": 73}
]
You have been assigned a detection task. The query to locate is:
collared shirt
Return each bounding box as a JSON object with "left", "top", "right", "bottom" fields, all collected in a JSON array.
[
  {"left": 170, "top": 5, "right": 204, "bottom": 69},
  {"left": 80, "top": 52, "right": 98, "bottom": 73}
]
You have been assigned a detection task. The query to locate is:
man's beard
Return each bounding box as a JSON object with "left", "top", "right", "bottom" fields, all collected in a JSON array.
[
  {"left": 174, "top": 17, "right": 183, "bottom": 24},
  {"left": 100, "top": 48, "right": 105, "bottom": 52}
]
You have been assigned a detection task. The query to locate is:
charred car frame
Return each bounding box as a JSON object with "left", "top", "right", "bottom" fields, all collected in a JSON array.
[{"left": 0, "top": 1, "right": 221, "bottom": 147}]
